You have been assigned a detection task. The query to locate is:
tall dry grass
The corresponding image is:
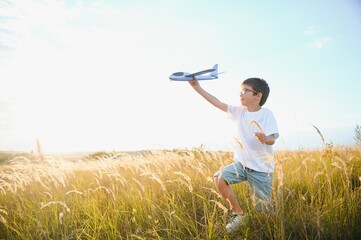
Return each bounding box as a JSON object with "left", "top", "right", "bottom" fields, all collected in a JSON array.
[{"left": 0, "top": 146, "right": 360, "bottom": 239}]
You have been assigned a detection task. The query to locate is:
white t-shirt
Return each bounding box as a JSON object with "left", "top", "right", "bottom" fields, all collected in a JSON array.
[{"left": 227, "top": 105, "right": 279, "bottom": 173}]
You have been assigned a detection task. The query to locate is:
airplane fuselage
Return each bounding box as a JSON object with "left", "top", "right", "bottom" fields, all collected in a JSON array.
[{"left": 169, "top": 64, "right": 219, "bottom": 81}]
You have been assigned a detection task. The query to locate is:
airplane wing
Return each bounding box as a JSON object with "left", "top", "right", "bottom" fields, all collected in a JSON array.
[{"left": 185, "top": 68, "right": 215, "bottom": 77}]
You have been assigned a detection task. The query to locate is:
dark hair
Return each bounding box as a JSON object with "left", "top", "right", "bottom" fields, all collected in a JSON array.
[{"left": 242, "top": 78, "right": 270, "bottom": 106}]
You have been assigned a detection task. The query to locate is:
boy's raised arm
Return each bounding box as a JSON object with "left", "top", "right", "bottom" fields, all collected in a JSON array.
[{"left": 188, "top": 80, "right": 227, "bottom": 112}]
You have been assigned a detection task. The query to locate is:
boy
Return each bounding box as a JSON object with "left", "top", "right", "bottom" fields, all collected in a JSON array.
[{"left": 188, "top": 77, "right": 279, "bottom": 233}]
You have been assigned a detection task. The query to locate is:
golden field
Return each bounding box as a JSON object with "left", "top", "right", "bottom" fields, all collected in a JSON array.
[{"left": 0, "top": 145, "right": 360, "bottom": 239}]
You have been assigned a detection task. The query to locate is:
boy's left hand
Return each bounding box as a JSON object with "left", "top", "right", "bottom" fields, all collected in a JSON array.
[
  {"left": 254, "top": 132, "right": 275, "bottom": 145},
  {"left": 254, "top": 132, "right": 266, "bottom": 144}
]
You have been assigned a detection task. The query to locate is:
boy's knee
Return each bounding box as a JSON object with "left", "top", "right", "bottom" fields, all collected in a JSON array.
[{"left": 214, "top": 176, "right": 228, "bottom": 187}]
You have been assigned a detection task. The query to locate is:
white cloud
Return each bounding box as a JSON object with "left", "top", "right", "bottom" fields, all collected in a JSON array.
[
  {"left": 304, "top": 26, "right": 316, "bottom": 35},
  {"left": 308, "top": 37, "right": 332, "bottom": 49},
  {"left": 304, "top": 26, "right": 332, "bottom": 49}
]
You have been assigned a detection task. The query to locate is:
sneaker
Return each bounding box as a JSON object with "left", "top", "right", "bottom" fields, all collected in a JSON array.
[{"left": 226, "top": 214, "right": 247, "bottom": 233}]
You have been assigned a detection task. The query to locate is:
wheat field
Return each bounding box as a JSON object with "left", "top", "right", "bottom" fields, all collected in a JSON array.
[{"left": 0, "top": 145, "right": 360, "bottom": 239}]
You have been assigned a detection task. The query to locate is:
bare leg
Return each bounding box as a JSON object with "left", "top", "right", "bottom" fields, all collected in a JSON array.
[{"left": 214, "top": 176, "right": 244, "bottom": 215}]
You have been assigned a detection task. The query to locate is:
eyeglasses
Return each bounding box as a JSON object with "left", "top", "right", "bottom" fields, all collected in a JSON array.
[{"left": 240, "top": 88, "right": 259, "bottom": 95}]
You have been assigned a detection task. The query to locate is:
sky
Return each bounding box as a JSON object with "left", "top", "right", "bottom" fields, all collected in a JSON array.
[{"left": 0, "top": 0, "right": 361, "bottom": 153}]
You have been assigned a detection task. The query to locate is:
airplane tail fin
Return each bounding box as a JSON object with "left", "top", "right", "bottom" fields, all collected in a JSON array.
[{"left": 210, "top": 64, "right": 218, "bottom": 77}]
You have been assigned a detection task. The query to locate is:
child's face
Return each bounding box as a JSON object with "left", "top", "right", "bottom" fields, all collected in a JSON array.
[{"left": 240, "top": 84, "right": 260, "bottom": 107}]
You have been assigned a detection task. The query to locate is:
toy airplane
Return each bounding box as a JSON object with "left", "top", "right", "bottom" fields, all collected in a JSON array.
[{"left": 169, "top": 64, "right": 220, "bottom": 81}]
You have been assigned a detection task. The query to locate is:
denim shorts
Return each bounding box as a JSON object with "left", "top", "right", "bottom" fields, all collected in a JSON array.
[{"left": 214, "top": 161, "right": 273, "bottom": 211}]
